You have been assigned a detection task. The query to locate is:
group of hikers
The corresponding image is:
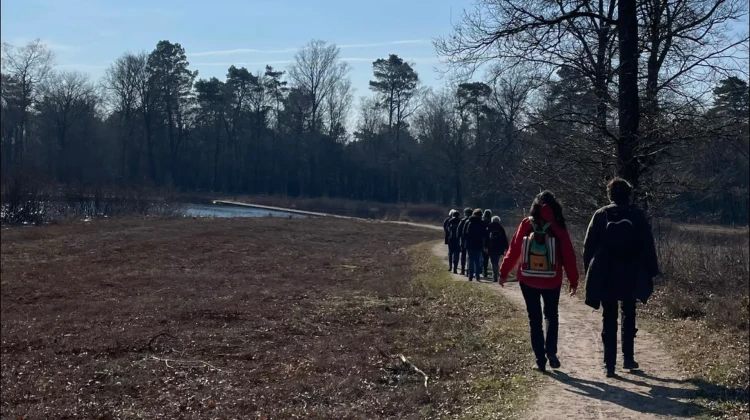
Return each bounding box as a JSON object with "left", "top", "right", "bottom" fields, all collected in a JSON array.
[
  {"left": 443, "top": 178, "right": 659, "bottom": 378},
  {"left": 443, "top": 207, "right": 509, "bottom": 282}
]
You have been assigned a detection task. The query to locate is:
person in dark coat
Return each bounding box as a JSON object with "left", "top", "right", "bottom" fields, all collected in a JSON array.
[
  {"left": 443, "top": 209, "right": 456, "bottom": 245},
  {"left": 445, "top": 210, "right": 462, "bottom": 273},
  {"left": 456, "top": 207, "right": 473, "bottom": 275},
  {"left": 464, "top": 208, "right": 486, "bottom": 282},
  {"left": 583, "top": 178, "right": 659, "bottom": 378},
  {"left": 486, "top": 216, "right": 509, "bottom": 282},
  {"left": 481, "top": 209, "right": 493, "bottom": 278}
]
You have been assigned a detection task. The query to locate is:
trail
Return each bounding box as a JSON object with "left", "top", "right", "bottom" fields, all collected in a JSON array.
[
  {"left": 213, "top": 200, "right": 701, "bottom": 418},
  {"left": 429, "top": 242, "right": 701, "bottom": 419}
]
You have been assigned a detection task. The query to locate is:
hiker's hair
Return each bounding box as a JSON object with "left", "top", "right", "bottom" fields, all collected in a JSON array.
[
  {"left": 491, "top": 215, "right": 501, "bottom": 224},
  {"left": 529, "top": 190, "right": 567, "bottom": 229},
  {"left": 472, "top": 208, "right": 482, "bottom": 216},
  {"left": 448, "top": 208, "right": 456, "bottom": 217},
  {"left": 483, "top": 209, "right": 492, "bottom": 221},
  {"left": 463, "top": 207, "right": 472, "bottom": 216},
  {"left": 607, "top": 177, "right": 633, "bottom": 206},
  {"left": 452, "top": 209, "right": 460, "bottom": 218}
]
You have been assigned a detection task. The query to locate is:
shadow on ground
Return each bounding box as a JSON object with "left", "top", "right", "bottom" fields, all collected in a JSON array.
[{"left": 548, "top": 370, "right": 705, "bottom": 417}]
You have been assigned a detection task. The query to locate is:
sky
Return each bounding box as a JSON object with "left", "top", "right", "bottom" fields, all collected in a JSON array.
[{"left": 1, "top": 0, "right": 475, "bottom": 100}]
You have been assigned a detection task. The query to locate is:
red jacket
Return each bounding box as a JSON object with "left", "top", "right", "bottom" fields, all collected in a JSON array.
[{"left": 499, "top": 205, "right": 579, "bottom": 290}]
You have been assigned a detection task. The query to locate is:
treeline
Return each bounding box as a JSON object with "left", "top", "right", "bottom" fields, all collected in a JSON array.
[{"left": 1, "top": 0, "right": 748, "bottom": 224}]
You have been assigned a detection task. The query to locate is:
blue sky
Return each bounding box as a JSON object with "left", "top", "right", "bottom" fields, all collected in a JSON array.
[{"left": 1, "top": 0, "right": 473, "bottom": 98}]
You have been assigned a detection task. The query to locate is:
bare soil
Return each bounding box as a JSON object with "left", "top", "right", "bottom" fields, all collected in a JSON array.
[{"left": 1, "top": 217, "right": 532, "bottom": 419}]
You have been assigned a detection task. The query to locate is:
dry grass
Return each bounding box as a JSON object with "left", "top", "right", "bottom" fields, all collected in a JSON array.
[
  {"left": 1, "top": 217, "right": 534, "bottom": 419},
  {"left": 640, "top": 221, "right": 749, "bottom": 418}
]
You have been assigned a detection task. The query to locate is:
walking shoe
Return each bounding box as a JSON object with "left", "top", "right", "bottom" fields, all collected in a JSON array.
[
  {"left": 460, "top": 269, "right": 465, "bottom": 275},
  {"left": 606, "top": 366, "right": 616, "bottom": 378},
  {"left": 453, "top": 268, "right": 458, "bottom": 274},
  {"left": 623, "top": 359, "right": 640, "bottom": 370},
  {"left": 536, "top": 361, "right": 547, "bottom": 373},
  {"left": 448, "top": 266, "right": 453, "bottom": 272},
  {"left": 548, "top": 356, "right": 561, "bottom": 369}
]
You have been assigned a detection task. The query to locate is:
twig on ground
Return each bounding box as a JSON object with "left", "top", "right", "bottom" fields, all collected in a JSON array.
[
  {"left": 375, "top": 346, "right": 430, "bottom": 392},
  {"left": 145, "top": 355, "right": 222, "bottom": 372}
]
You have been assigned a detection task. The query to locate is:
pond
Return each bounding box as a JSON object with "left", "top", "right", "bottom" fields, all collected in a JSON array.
[{"left": 182, "top": 203, "right": 308, "bottom": 219}]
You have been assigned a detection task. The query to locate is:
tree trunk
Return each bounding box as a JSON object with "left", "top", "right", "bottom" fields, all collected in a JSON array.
[{"left": 617, "top": 0, "right": 641, "bottom": 191}]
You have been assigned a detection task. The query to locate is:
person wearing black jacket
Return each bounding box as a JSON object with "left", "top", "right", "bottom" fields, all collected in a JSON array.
[
  {"left": 445, "top": 211, "right": 462, "bottom": 273},
  {"left": 583, "top": 178, "right": 659, "bottom": 378},
  {"left": 456, "top": 207, "right": 473, "bottom": 275},
  {"left": 486, "top": 216, "right": 509, "bottom": 282},
  {"left": 464, "top": 209, "right": 486, "bottom": 282},
  {"left": 443, "top": 209, "right": 456, "bottom": 245},
  {"left": 481, "top": 209, "right": 493, "bottom": 278}
]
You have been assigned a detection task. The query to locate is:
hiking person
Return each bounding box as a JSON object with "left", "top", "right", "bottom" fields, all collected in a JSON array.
[
  {"left": 464, "top": 208, "right": 486, "bottom": 282},
  {"left": 481, "top": 209, "right": 493, "bottom": 278},
  {"left": 444, "top": 209, "right": 456, "bottom": 245},
  {"left": 456, "top": 207, "right": 473, "bottom": 275},
  {"left": 499, "top": 191, "right": 579, "bottom": 372},
  {"left": 583, "top": 178, "right": 659, "bottom": 378},
  {"left": 445, "top": 210, "right": 462, "bottom": 273},
  {"left": 487, "top": 216, "right": 509, "bottom": 282}
]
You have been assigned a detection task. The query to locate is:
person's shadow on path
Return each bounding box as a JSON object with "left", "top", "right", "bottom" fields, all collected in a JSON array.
[{"left": 547, "top": 370, "right": 706, "bottom": 417}]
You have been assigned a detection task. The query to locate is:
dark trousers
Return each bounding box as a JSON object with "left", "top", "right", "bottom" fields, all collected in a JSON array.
[
  {"left": 482, "top": 250, "right": 490, "bottom": 276},
  {"left": 448, "top": 243, "right": 460, "bottom": 269},
  {"left": 467, "top": 249, "right": 482, "bottom": 280},
  {"left": 460, "top": 246, "right": 468, "bottom": 272},
  {"left": 601, "top": 300, "right": 637, "bottom": 368},
  {"left": 489, "top": 253, "right": 501, "bottom": 282},
  {"left": 520, "top": 283, "right": 561, "bottom": 365}
]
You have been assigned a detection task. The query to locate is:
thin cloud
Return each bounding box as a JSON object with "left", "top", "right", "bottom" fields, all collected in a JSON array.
[
  {"left": 189, "top": 48, "right": 297, "bottom": 57},
  {"left": 189, "top": 39, "right": 429, "bottom": 57},
  {"left": 192, "top": 60, "right": 295, "bottom": 67},
  {"left": 338, "top": 40, "right": 428, "bottom": 49}
]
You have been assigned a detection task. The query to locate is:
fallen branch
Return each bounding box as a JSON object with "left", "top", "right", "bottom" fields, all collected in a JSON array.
[
  {"left": 145, "top": 355, "right": 222, "bottom": 372},
  {"left": 375, "top": 346, "right": 429, "bottom": 392},
  {"left": 396, "top": 353, "right": 429, "bottom": 390}
]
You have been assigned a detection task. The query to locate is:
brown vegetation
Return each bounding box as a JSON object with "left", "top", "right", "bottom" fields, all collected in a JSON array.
[{"left": 1, "top": 217, "right": 535, "bottom": 419}]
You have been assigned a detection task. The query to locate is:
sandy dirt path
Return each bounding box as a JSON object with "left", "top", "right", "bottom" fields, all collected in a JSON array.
[{"left": 429, "top": 242, "right": 702, "bottom": 420}]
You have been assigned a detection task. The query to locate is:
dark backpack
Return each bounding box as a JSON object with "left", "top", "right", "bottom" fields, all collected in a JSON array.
[
  {"left": 604, "top": 207, "right": 637, "bottom": 259},
  {"left": 489, "top": 230, "right": 504, "bottom": 251}
]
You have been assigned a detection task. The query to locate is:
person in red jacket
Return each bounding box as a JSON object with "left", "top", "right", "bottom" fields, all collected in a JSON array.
[{"left": 499, "top": 190, "right": 579, "bottom": 372}]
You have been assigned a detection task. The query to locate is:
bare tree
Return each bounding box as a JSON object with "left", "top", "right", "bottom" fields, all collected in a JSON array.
[
  {"left": 37, "top": 70, "right": 98, "bottom": 180},
  {"left": 1, "top": 39, "right": 54, "bottom": 165},
  {"left": 288, "top": 40, "right": 350, "bottom": 133},
  {"left": 104, "top": 52, "right": 147, "bottom": 180},
  {"left": 325, "top": 77, "right": 353, "bottom": 141}
]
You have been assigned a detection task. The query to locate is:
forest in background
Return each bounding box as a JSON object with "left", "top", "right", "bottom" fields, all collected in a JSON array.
[{"left": 1, "top": 0, "right": 748, "bottom": 224}]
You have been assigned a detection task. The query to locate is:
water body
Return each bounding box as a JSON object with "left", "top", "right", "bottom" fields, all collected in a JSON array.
[{"left": 182, "top": 203, "right": 307, "bottom": 219}]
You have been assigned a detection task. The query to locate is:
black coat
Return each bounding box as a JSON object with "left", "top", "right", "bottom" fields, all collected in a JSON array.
[
  {"left": 583, "top": 204, "right": 660, "bottom": 308},
  {"left": 443, "top": 217, "right": 452, "bottom": 244},
  {"left": 464, "top": 215, "right": 486, "bottom": 251},
  {"left": 445, "top": 217, "right": 461, "bottom": 246},
  {"left": 486, "top": 222, "right": 509, "bottom": 257},
  {"left": 457, "top": 217, "right": 469, "bottom": 248}
]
